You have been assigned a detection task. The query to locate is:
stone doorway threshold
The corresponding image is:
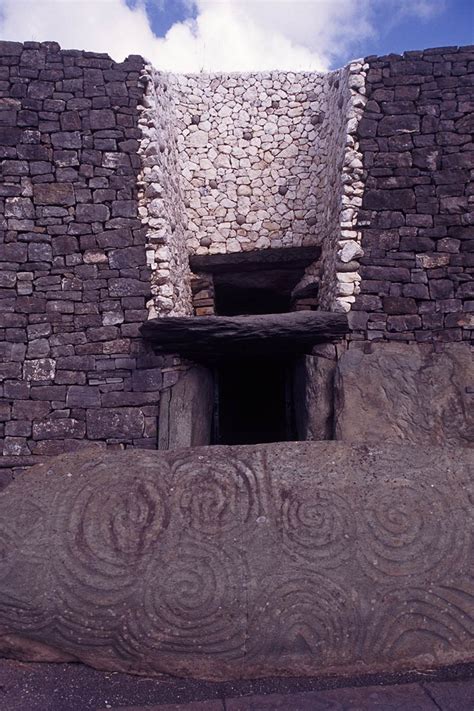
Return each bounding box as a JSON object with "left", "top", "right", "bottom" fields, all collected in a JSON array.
[{"left": 0, "top": 659, "right": 472, "bottom": 710}]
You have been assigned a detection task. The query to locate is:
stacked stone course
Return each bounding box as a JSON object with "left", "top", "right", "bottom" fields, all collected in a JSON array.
[
  {"left": 316, "top": 61, "right": 367, "bottom": 313},
  {"left": 0, "top": 40, "right": 173, "bottom": 485},
  {"left": 174, "top": 70, "right": 331, "bottom": 255},
  {"left": 352, "top": 46, "right": 473, "bottom": 342},
  {"left": 137, "top": 67, "right": 193, "bottom": 317},
  {"left": 0, "top": 41, "right": 472, "bottom": 479},
  {"left": 138, "top": 66, "right": 368, "bottom": 315}
]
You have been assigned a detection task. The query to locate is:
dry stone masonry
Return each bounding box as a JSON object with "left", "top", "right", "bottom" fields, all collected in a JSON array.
[
  {"left": 0, "top": 40, "right": 472, "bottom": 481},
  {"left": 0, "top": 41, "right": 165, "bottom": 486},
  {"left": 137, "top": 68, "right": 192, "bottom": 317},
  {"left": 352, "top": 46, "right": 474, "bottom": 342},
  {"left": 137, "top": 64, "right": 368, "bottom": 315},
  {"left": 175, "top": 70, "right": 341, "bottom": 256},
  {"left": 317, "top": 61, "right": 367, "bottom": 312}
]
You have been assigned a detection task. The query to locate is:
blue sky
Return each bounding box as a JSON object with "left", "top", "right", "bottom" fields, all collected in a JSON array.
[
  {"left": 0, "top": 0, "right": 473, "bottom": 72},
  {"left": 361, "top": 0, "right": 473, "bottom": 60},
  {"left": 142, "top": 0, "right": 474, "bottom": 66},
  {"left": 133, "top": 0, "right": 198, "bottom": 36}
]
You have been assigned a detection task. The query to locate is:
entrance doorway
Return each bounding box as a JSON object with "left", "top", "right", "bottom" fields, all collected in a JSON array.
[
  {"left": 153, "top": 247, "right": 329, "bottom": 449},
  {"left": 213, "top": 356, "right": 295, "bottom": 445}
]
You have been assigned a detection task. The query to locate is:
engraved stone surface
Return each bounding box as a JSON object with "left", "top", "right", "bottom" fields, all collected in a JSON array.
[
  {"left": 0, "top": 442, "right": 472, "bottom": 681},
  {"left": 334, "top": 342, "right": 474, "bottom": 448}
]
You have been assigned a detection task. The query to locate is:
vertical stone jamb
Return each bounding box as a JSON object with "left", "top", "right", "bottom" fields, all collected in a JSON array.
[
  {"left": 137, "top": 66, "right": 192, "bottom": 317},
  {"left": 334, "top": 60, "right": 368, "bottom": 313}
]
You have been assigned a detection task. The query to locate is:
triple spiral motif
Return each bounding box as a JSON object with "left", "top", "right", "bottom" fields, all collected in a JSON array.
[{"left": 0, "top": 447, "right": 471, "bottom": 678}]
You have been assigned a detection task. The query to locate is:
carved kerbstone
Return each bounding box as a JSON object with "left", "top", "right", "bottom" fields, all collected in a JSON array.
[{"left": 0, "top": 443, "right": 472, "bottom": 680}]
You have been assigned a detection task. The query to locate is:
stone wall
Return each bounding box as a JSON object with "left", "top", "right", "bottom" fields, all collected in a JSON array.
[
  {"left": 0, "top": 40, "right": 172, "bottom": 486},
  {"left": 137, "top": 67, "right": 192, "bottom": 317},
  {"left": 174, "top": 70, "right": 334, "bottom": 255},
  {"left": 137, "top": 67, "right": 368, "bottom": 314},
  {"left": 316, "top": 61, "right": 366, "bottom": 313},
  {"left": 134, "top": 47, "right": 472, "bottom": 325},
  {"left": 352, "top": 46, "right": 473, "bottom": 342},
  {"left": 0, "top": 41, "right": 472, "bottom": 480}
]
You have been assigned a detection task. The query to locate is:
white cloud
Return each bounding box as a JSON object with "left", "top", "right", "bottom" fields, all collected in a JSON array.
[
  {"left": 0, "top": 0, "right": 159, "bottom": 61},
  {"left": 0, "top": 0, "right": 445, "bottom": 72}
]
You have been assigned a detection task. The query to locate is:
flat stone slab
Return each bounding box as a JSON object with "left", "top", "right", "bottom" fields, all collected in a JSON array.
[
  {"left": 334, "top": 342, "right": 473, "bottom": 448},
  {"left": 189, "top": 246, "right": 321, "bottom": 274},
  {"left": 140, "top": 311, "right": 348, "bottom": 358},
  {"left": 0, "top": 442, "right": 472, "bottom": 681}
]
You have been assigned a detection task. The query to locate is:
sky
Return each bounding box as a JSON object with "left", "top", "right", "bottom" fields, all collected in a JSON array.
[{"left": 0, "top": 0, "right": 472, "bottom": 72}]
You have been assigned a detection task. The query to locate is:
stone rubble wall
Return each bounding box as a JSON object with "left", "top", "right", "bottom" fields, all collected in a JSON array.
[
  {"left": 0, "top": 41, "right": 472, "bottom": 480},
  {"left": 139, "top": 66, "right": 368, "bottom": 314},
  {"left": 174, "top": 70, "right": 332, "bottom": 255},
  {"left": 0, "top": 41, "right": 173, "bottom": 486},
  {"left": 316, "top": 61, "right": 367, "bottom": 313},
  {"left": 137, "top": 66, "right": 193, "bottom": 317},
  {"left": 352, "top": 46, "right": 473, "bottom": 343}
]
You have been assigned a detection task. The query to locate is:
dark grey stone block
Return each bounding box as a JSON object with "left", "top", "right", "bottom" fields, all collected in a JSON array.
[{"left": 0, "top": 443, "right": 471, "bottom": 680}]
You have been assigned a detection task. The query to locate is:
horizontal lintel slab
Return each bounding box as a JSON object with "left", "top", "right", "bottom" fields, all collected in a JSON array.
[
  {"left": 140, "top": 311, "right": 348, "bottom": 358},
  {"left": 189, "top": 246, "right": 321, "bottom": 274}
]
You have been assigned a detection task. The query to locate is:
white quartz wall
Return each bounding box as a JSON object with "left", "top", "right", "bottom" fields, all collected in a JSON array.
[
  {"left": 173, "top": 71, "right": 331, "bottom": 255},
  {"left": 137, "top": 66, "right": 192, "bottom": 317},
  {"left": 137, "top": 63, "right": 367, "bottom": 316},
  {"left": 317, "top": 61, "right": 367, "bottom": 313}
]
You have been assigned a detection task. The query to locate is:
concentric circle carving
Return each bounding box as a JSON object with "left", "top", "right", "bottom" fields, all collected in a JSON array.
[
  {"left": 357, "top": 480, "right": 462, "bottom": 581},
  {"left": 246, "top": 571, "right": 361, "bottom": 668},
  {"left": 59, "top": 469, "right": 168, "bottom": 561},
  {"left": 52, "top": 468, "right": 170, "bottom": 644},
  {"left": 0, "top": 445, "right": 471, "bottom": 679},
  {"left": 0, "top": 521, "right": 13, "bottom": 581},
  {"left": 280, "top": 488, "right": 355, "bottom": 568},
  {"left": 365, "top": 583, "right": 474, "bottom": 662},
  {"left": 0, "top": 515, "right": 52, "bottom": 633},
  {"left": 171, "top": 454, "right": 261, "bottom": 536},
  {"left": 125, "top": 540, "right": 245, "bottom": 662}
]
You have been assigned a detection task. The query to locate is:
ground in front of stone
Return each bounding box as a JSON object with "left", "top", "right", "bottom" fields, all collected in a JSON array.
[{"left": 0, "top": 660, "right": 473, "bottom": 711}]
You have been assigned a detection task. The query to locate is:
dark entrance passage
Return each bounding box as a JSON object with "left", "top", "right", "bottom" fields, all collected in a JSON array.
[
  {"left": 214, "top": 357, "right": 295, "bottom": 445},
  {"left": 214, "top": 270, "right": 292, "bottom": 315}
]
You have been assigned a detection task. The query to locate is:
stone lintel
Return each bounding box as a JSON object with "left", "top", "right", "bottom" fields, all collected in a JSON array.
[{"left": 140, "top": 311, "right": 348, "bottom": 358}]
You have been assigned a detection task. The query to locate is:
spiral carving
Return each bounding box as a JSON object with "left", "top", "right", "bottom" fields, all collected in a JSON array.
[
  {"left": 279, "top": 488, "right": 355, "bottom": 568},
  {"left": 0, "top": 511, "right": 52, "bottom": 633},
  {"left": 357, "top": 480, "right": 462, "bottom": 581},
  {"left": 0, "top": 522, "right": 13, "bottom": 581},
  {"left": 246, "top": 571, "right": 360, "bottom": 668},
  {"left": 59, "top": 468, "right": 168, "bottom": 561},
  {"left": 0, "top": 444, "right": 471, "bottom": 680},
  {"left": 171, "top": 453, "right": 263, "bottom": 536},
  {"left": 124, "top": 540, "right": 245, "bottom": 662},
  {"left": 365, "top": 583, "right": 474, "bottom": 662},
  {"left": 51, "top": 466, "right": 169, "bottom": 646}
]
